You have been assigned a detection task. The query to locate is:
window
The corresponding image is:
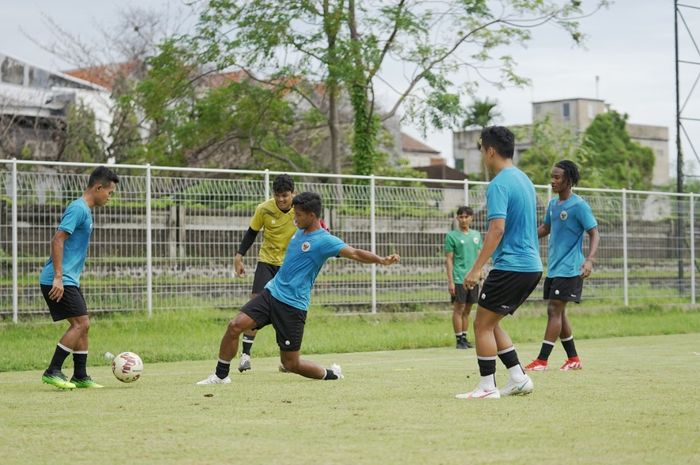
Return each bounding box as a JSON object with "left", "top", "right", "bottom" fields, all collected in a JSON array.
[
  {"left": 587, "top": 102, "right": 594, "bottom": 119},
  {"left": 455, "top": 158, "right": 464, "bottom": 172},
  {"left": 562, "top": 102, "right": 570, "bottom": 120},
  {"left": 1, "top": 57, "right": 24, "bottom": 85}
]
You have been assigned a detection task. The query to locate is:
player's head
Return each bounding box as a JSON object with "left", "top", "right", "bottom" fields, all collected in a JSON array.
[
  {"left": 292, "top": 192, "right": 322, "bottom": 229},
  {"left": 478, "top": 126, "right": 514, "bottom": 171},
  {"left": 87, "top": 166, "right": 119, "bottom": 207},
  {"left": 272, "top": 174, "right": 295, "bottom": 211},
  {"left": 456, "top": 206, "right": 474, "bottom": 229},
  {"left": 551, "top": 160, "right": 580, "bottom": 194}
]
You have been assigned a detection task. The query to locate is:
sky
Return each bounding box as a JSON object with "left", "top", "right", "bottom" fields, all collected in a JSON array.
[{"left": 2, "top": 0, "right": 700, "bottom": 178}]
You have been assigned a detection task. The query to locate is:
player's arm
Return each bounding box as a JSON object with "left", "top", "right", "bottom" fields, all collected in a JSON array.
[
  {"left": 48, "top": 230, "right": 70, "bottom": 301},
  {"left": 234, "top": 227, "right": 260, "bottom": 277},
  {"left": 463, "top": 218, "right": 505, "bottom": 289},
  {"left": 538, "top": 223, "right": 550, "bottom": 238},
  {"left": 581, "top": 227, "right": 600, "bottom": 279},
  {"left": 445, "top": 252, "right": 456, "bottom": 296},
  {"left": 338, "top": 246, "right": 400, "bottom": 266}
]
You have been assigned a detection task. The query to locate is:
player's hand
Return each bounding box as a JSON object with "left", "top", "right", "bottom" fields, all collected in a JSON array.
[
  {"left": 234, "top": 254, "right": 245, "bottom": 277},
  {"left": 49, "top": 277, "right": 64, "bottom": 302},
  {"left": 463, "top": 268, "right": 480, "bottom": 290},
  {"left": 448, "top": 282, "right": 456, "bottom": 297},
  {"left": 580, "top": 259, "right": 593, "bottom": 279},
  {"left": 381, "top": 254, "right": 400, "bottom": 266}
]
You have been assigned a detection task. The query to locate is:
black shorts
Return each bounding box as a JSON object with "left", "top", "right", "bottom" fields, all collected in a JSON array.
[
  {"left": 240, "top": 289, "right": 307, "bottom": 351},
  {"left": 478, "top": 270, "right": 542, "bottom": 316},
  {"left": 543, "top": 276, "right": 584, "bottom": 303},
  {"left": 452, "top": 284, "right": 479, "bottom": 304},
  {"left": 252, "top": 262, "right": 281, "bottom": 294},
  {"left": 40, "top": 285, "right": 88, "bottom": 321}
]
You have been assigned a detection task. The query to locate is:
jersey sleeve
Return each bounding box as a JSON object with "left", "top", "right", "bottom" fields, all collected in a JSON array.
[
  {"left": 249, "top": 204, "right": 265, "bottom": 231},
  {"left": 544, "top": 200, "right": 552, "bottom": 225},
  {"left": 322, "top": 234, "right": 347, "bottom": 259},
  {"left": 486, "top": 182, "right": 508, "bottom": 221},
  {"left": 57, "top": 203, "right": 85, "bottom": 235},
  {"left": 578, "top": 200, "right": 598, "bottom": 231},
  {"left": 444, "top": 234, "right": 455, "bottom": 253}
]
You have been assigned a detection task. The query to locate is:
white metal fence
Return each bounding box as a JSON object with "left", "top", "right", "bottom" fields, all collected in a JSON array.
[{"left": 1, "top": 159, "right": 697, "bottom": 322}]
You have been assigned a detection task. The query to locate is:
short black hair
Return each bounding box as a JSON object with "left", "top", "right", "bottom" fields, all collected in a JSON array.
[
  {"left": 478, "top": 126, "right": 515, "bottom": 159},
  {"left": 555, "top": 160, "right": 581, "bottom": 187},
  {"left": 292, "top": 191, "right": 322, "bottom": 217},
  {"left": 272, "top": 174, "right": 294, "bottom": 194},
  {"left": 456, "top": 206, "right": 473, "bottom": 216},
  {"left": 88, "top": 166, "right": 119, "bottom": 188}
]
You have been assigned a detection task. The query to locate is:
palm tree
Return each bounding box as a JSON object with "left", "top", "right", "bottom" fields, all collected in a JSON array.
[{"left": 462, "top": 98, "right": 501, "bottom": 181}]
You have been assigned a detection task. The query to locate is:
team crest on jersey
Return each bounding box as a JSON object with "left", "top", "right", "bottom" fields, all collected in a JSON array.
[
  {"left": 460, "top": 239, "right": 465, "bottom": 244},
  {"left": 473, "top": 237, "right": 479, "bottom": 244},
  {"left": 560, "top": 210, "right": 568, "bottom": 221},
  {"left": 301, "top": 241, "right": 311, "bottom": 252}
]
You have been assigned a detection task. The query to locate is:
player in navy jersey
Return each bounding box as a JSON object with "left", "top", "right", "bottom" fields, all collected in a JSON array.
[
  {"left": 456, "top": 126, "right": 542, "bottom": 400},
  {"left": 39, "top": 166, "right": 119, "bottom": 390},
  {"left": 197, "top": 192, "right": 400, "bottom": 384},
  {"left": 525, "top": 160, "right": 599, "bottom": 372}
]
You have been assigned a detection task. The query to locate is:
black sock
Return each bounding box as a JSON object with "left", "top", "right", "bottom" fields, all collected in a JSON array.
[
  {"left": 498, "top": 347, "right": 521, "bottom": 369},
  {"left": 455, "top": 333, "right": 462, "bottom": 343},
  {"left": 215, "top": 359, "right": 231, "bottom": 379},
  {"left": 537, "top": 341, "right": 555, "bottom": 361},
  {"left": 48, "top": 344, "right": 72, "bottom": 372},
  {"left": 324, "top": 369, "right": 338, "bottom": 380},
  {"left": 561, "top": 336, "right": 578, "bottom": 358},
  {"left": 462, "top": 332, "right": 469, "bottom": 342},
  {"left": 477, "top": 357, "right": 496, "bottom": 377},
  {"left": 242, "top": 335, "right": 255, "bottom": 356},
  {"left": 73, "top": 351, "right": 88, "bottom": 379}
]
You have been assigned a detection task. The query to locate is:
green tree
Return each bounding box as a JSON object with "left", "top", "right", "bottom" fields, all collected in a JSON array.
[
  {"left": 193, "top": 0, "right": 607, "bottom": 175},
  {"left": 577, "top": 111, "right": 655, "bottom": 189},
  {"left": 517, "top": 116, "right": 582, "bottom": 185},
  {"left": 462, "top": 97, "right": 501, "bottom": 180},
  {"left": 60, "top": 103, "right": 103, "bottom": 163}
]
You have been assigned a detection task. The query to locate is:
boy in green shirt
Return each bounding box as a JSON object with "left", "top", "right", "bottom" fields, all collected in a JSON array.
[{"left": 444, "top": 206, "right": 482, "bottom": 349}]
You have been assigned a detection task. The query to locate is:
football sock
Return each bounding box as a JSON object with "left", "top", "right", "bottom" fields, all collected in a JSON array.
[
  {"left": 48, "top": 343, "right": 72, "bottom": 372},
  {"left": 537, "top": 340, "right": 555, "bottom": 361},
  {"left": 461, "top": 332, "right": 468, "bottom": 341},
  {"left": 477, "top": 356, "right": 497, "bottom": 390},
  {"left": 215, "top": 359, "right": 231, "bottom": 379},
  {"left": 324, "top": 369, "right": 338, "bottom": 380},
  {"left": 498, "top": 346, "right": 527, "bottom": 382},
  {"left": 455, "top": 333, "right": 463, "bottom": 343},
  {"left": 72, "top": 351, "right": 88, "bottom": 379},
  {"left": 561, "top": 336, "right": 578, "bottom": 358},
  {"left": 242, "top": 335, "right": 255, "bottom": 356}
]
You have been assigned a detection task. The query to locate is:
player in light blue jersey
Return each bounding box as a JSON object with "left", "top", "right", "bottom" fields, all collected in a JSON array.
[
  {"left": 39, "top": 166, "right": 119, "bottom": 390},
  {"left": 197, "top": 192, "right": 400, "bottom": 384},
  {"left": 457, "top": 126, "right": 542, "bottom": 400},
  {"left": 525, "top": 160, "right": 599, "bottom": 372}
]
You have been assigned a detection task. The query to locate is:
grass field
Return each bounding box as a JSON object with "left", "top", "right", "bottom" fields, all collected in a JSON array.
[{"left": 1, "top": 333, "right": 698, "bottom": 465}]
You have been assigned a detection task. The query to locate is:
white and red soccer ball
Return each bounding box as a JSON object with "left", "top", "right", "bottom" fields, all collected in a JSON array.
[{"left": 111, "top": 352, "right": 144, "bottom": 383}]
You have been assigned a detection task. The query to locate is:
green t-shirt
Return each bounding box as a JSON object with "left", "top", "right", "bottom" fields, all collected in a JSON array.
[{"left": 444, "top": 229, "right": 483, "bottom": 283}]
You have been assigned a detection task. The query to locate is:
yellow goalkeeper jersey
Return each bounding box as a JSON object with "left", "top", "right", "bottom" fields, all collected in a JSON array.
[{"left": 249, "top": 198, "right": 296, "bottom": 266}]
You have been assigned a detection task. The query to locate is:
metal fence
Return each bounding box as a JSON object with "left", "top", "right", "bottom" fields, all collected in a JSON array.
[{"left": 1, "top": 159, "right": 697, "bottom": 322}]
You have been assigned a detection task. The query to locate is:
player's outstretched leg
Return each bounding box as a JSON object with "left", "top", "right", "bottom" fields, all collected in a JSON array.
[
  {"left": 197, "top": 312, "right": 256, "bottom": 385},
  {"left": 280, "top": 351, "right": 343, "bottom": 380}
]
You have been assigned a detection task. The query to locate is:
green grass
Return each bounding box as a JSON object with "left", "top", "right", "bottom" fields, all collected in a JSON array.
[
  {"left": 0, "top": 333, "right": 698, "bottom": 465},
  {"left": 2, "top": 305, "right": 700, "bottom": 372}
]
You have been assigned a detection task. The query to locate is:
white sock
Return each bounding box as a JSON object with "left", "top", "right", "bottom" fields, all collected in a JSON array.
[
  {"left": 478, "top": 374, "right": 496, "bottom": 391},
  {"left": 507, "top": 364, "right": 527, "bottom": 383}
]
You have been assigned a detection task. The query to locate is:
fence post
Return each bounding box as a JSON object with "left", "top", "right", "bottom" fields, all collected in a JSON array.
[
  {"left": 691, "top": 194, "right": 696, "bottom": 305},
  {"left": 370, "top": 175, "right": 377, "bottom": 314},
  {"left": 463, "top": 178, "right": 469, "bottom": 206},
  {"left": 264, "top": 169, "right": 270, "bottom": 199},
  {"left": 622, "top": 189, "right": 629, "bottom": 306},
  {"left": 11, "top": 158, "right": 18, "bottom": 323},
  {"left": 547, "top": 184, "right": 552, "bottom": 204},
  {"left": 146, "top": 164, "right": 153, "bottom": 317}
]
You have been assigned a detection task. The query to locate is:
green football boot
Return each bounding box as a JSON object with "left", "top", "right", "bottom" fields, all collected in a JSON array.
[
  {"left": 70, "top": 376, "right": 104, "bottom": 389},
  {"left": 42, "top": 370, "right": 76, "bottom": 390}
]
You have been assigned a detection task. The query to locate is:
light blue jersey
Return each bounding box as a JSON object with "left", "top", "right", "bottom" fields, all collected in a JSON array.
[
  {"left": 40, "top": 198, "right": 93, "bottom": 287},
  {"left": 545, "top": 194, "right": 598, "bottom": 278},
  {"left": 486, "top": 167, "right": 543, "bottom": 272},
  {"left": 266, "top": 228, "right": 347, "bottom": 310}
]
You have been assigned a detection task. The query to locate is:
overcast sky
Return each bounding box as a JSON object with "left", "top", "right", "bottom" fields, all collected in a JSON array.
[{"left": 2, "top": 0, "right": 700, "bottom": 178}]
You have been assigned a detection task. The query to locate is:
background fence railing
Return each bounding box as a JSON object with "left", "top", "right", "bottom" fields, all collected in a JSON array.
[{"left": 1, "top": 159, "right": 697, "bottom": 322}]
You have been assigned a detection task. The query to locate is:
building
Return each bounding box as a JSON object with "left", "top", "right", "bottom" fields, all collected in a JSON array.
[
  {"left": 453, "top": 98, "right": 670, "bottom": 185},
  {"left": 400, "top": 132, "right": 445, "bottom": 167}
]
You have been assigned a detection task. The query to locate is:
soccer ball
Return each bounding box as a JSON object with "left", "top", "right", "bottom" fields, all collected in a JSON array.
[{"left": 112, "top": 352, "right": 144, "bottom": 383}]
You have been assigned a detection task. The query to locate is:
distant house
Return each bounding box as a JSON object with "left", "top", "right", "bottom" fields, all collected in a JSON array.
[{"left": 400, "top": 132, "right": 444, "bottom": 167}]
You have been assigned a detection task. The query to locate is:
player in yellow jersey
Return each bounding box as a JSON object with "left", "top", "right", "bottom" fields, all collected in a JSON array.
[{"left": 233, "top": 174, "right": 296, "bottom": 372}]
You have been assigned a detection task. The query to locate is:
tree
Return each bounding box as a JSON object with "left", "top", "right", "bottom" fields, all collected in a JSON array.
[
  {"left": 517, "top": 116, "right": 582, "bottom": 185},
  {"left": 462, "top": 97, "right": 501, "bottom": 180},
  {"left": 193, "top": 0, "right": 608, "bottom": 175},
  {"left": 577, "top": 111, "right": 655, "bottom": 190}
]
